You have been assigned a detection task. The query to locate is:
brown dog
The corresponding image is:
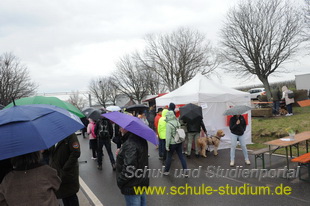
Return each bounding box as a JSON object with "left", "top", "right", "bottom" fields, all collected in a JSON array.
[
  {"left": 279, "top": 108, "right": 288, "bottom": 116},
  {"left": 197, "top": 132, "right": 208, "bottom": 157},
  {"left": 207, "top": 130, "right": 225, "bottom": 156},
  {"left": 197, "top": 130, "right": 225, "bottom": 157}
]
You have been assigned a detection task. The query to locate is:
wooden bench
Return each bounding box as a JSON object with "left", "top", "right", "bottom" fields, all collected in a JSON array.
[
  {"left": 251, "top": 146, "right": 278, "bottom": 169},
  {"left": 251, "top": 108, "right": 272, "bottom": 117},
  {"left": 291, "top": 152, "right": 310, "bottom": 181}
]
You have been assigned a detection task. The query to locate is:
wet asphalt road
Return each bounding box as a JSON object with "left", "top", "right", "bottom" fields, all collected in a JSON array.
[{"left": 77, "top": 134, "right": 310, "bottom": 206}]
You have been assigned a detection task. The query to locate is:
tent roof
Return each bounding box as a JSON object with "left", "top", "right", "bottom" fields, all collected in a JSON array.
[
  {"left": 156, "top": 73, "right": 250, "bottom": 106},
  {"left": 142, "top": 93, "right": 168, "bottom": 102}
]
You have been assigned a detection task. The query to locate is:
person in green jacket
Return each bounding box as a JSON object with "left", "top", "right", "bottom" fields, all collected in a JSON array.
[
  {"left": 157, "top": 109, "right": 168, "bottom": 163},
  {"left": 163, "top": 111, "right": 188, "bottom": 176}
]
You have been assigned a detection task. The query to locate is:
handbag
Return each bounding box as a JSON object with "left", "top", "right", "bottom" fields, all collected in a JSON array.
[
  {"left": 168, "top": 122, "right": 186, "bottom": 143},
  {"left": 112, "top": 136, "right": 121, "bottom": 145},
  {"left": 288, "top": 91, "right": 294, "bottom": 99}
]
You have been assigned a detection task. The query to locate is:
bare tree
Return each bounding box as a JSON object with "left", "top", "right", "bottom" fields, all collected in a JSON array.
[
  {"left": 89, "top": 77, "right": 111, "bottom": 107},
  {"left": 111, "top": 54, "right": 149, "bottom": 103},
  {"left": 220, "top": 0, "right": 304, "bottom": 99},
  {"left": 142, "top": 64, "right": 167, "bottom": 95},
  {"left": 107, "top": 77, "right": 120, "bottom": 105},
  {"left": 67, "top": 91, "right": 87, "bottom": 110},
  {"left": 139, "top": 27, "right": 218, "bottom": 91},
  {"left": 304, "top": 0, "right": 310, "bottom": 46},
  {"left": 0, "top": 53, "right": 37, "bottom": 106}
]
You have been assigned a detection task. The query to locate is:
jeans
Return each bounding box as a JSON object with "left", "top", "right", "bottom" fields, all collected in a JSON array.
[
  {"left": 187, "top": 132, "right": 200, "bottom": 155},
  {"left": 272, "top": 101, "right": 280, "bottom": 115},
  {"left": 89, "top": 139, "right": 97, "bottom": 158},
  {"left": 124, "top": 193, "right": 146, "bottom": 206},
  {"left": 286, "top": 103, "right": 293, "bottom": 114},
  {"left": 62, "top": 194, "right": 79, "bottom": 206},
  {"left": 164, "top": 143, "right": 187, "bottom": 172},
  {"left": 158, "top": 139, "right": 166, "bottom": 160},
  {"left": 230, "top": 134, "right": 249, "bottom": 161},
  {"left": 97, "top": 138, "right": 115, "bottom": 166}
]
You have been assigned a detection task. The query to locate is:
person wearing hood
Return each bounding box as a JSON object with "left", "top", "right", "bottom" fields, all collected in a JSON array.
[
  {"left": 157, "top": 109, "right": 169, "bottom": 162},
  {"left": 281, "top": 86, "right": 295, "bottom": 116},
  {"left": 116, "top": 127, "right": 149, "bottom": 206},
  {"left": 168, "top": 102, "right": 176, "bottom": 113},
  {"left": 163, "top": 111, "right": 188, "bottom": 176},
  {"left": 0, "top": 151, "right": 61, "bottom": 205}
]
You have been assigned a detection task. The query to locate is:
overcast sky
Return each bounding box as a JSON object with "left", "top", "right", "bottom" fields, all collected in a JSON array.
[{"left": 1, "top": 0, "right": 309, "bottom": 94}]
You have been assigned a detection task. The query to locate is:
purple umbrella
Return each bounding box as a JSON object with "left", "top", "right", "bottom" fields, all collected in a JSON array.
[{"left": 102, "top": 112, "right": 158, "bottom": 146}]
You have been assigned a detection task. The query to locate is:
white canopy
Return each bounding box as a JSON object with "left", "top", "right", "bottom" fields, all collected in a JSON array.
[{"left": 156, "top": 73, "right": 252, "bottom": 149}]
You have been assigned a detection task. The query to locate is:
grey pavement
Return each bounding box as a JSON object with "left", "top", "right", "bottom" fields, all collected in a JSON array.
[
  {"left": 58, "top": 190, "right": 90, "bottom": 206},
  {"left": 76, "top": 134, "right": 310, "bottom": 206},
  {"left": 77, "top": 189, "right": 91, "bottom": 206}
]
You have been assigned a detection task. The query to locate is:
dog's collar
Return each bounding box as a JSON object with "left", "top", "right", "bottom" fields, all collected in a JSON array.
[{"left": 213, "top": 135, "right": 221, "bottom": 140}]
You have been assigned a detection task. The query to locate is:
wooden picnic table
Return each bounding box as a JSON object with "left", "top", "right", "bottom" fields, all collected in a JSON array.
[{"left": 264, "top": 131, "right": 310, "bottom": 169}]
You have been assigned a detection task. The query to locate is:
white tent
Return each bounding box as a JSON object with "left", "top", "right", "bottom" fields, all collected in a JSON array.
[{"left": 156, "top": 73, "right": 252, "bottom": 149}]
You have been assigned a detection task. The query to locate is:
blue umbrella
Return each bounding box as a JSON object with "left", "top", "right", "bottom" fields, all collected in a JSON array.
[
  {"left": 102, "top": 112, "right": 158, "bottom": 146},
  {"left": 0, "top": 104, "right": 84, "bottom": 160}
]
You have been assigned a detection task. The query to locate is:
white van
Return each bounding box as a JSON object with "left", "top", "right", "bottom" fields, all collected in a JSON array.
[{"left": 248, "top": 88, "right": 265, "bottom": 100}]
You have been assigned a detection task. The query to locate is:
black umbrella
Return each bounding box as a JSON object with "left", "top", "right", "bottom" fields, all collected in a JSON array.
[
  {"left": 179, "top": 103, "right": 203, "bottom": 122},
  {"left": 82, "top": 107, "right": 102, "bottom": 121},
  {"left": 125, "top": 104, "right": 148, "bottom": 113}
]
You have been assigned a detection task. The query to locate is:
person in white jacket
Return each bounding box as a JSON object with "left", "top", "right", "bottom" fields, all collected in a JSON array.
[{"left": 282, "top": 86, "right": 295, "bottom": 116}]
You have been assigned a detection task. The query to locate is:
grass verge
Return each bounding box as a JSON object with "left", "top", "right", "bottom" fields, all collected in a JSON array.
[{"left": 248, "top": 106, "right": 310, "bottom": 155}]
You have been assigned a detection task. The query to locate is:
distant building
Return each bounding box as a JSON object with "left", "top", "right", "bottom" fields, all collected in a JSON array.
[
  {"left": 295, "top": 73, "right": 310, "bottom": 93},
  {"left": 142, "top": 93, "right": 167, "bottom": 107}
]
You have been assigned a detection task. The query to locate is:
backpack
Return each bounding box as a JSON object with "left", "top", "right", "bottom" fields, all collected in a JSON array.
[
  {"left": 98, "top": 119, "right": 110, "bottom": 139},
  {"left": 287, "top": 91, "right": 294, "bottom": 99},
  {"left": 168, "top": 122, "right": 186, "bottom": 143}
]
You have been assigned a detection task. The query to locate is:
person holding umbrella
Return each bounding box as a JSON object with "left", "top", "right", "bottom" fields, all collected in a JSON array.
[
  {"left": 0, "top": 104, "right": 84, "bottom": 206},
  {"left": 49, "top": 133, "right": 81, "bottom": 206},
  {"left": 0, "top": 151, "right": 61, "bottom": 205},
  {"left": 223, "top": 105, "right": 251, "bottom": 167},
  {"left": 229, "top": 114, "right": 251, "bottom": 166},
  {"left": 101, "top": 112, "right": 158, "bottom": 206},
  {"left": 115, "top": 127, "right": 149, "bottom": 206},
  {"left": 179, "top": 104, "right": 207, "bottom": 158}
]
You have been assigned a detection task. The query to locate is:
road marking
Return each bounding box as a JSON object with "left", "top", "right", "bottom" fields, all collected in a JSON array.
[{"left": 79, "top": 176, "right": 104, "bottom": 206}]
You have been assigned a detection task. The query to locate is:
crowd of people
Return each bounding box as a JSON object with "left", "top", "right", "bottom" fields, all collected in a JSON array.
[{"left": 0, "top": 86, "right": 296, "bottom": 205}]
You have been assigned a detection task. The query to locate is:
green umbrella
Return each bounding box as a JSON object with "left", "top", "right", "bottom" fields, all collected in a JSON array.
[{"left": 4, "top": 96, "right": 85, "bottom": 118}]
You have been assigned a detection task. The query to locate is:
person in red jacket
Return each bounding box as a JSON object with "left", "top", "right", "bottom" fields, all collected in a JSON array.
[
  {"left": 154, "top": 108, "right": 163, "bottom": 135},
  {"left": 154, "top": 108, "right": 163, "bottom": 150}
]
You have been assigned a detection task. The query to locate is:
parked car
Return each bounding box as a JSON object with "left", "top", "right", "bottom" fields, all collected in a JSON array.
[{"left": 248, "top": 88, "right": 266, "bottom": 100}]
